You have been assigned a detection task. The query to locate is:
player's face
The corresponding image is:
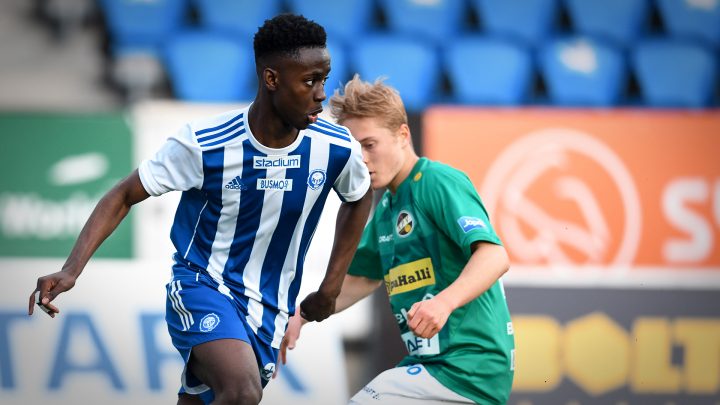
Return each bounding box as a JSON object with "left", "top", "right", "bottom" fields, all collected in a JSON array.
[
  {"left": 343, "top": 117, "right": 406, "bottom": 191},
  {"left": 272, "top": 47, "right": 330, "bottom": 130}
]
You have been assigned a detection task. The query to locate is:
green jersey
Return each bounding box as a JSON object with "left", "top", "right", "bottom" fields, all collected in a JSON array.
[{"left": 348, "top": 158, "right": 515, "bottom": 404}]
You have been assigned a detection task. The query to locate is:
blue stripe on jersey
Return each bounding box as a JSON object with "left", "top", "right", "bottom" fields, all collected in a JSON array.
[
  {"left": 187, "top": 147, "right": 225, "bottom": 268},
  {"left": 315, "top": 118, "right": 349, "bottom": 135},
  {"left": 195, "top": 112, "right": 244, "bottom": 136},
  {"left": 288, "top": 142, "right": 352, "bottom": 315},
  {"left": 196, "top": 121, "right": 244, "bottom": 143},
  {"left": 307, "top": 125, "right": 351, "bottom": 142},
  {"left": 201, "top": 127, "right": 246, "bottom": 148},
  {"left": 170, "top": 188, "right": 207, "bottom": 263},
  {"left": 224, "top": 139, "right": 264, "bottom": 298},
  {"left": 258, "top": 137, "right": 311, "bottom": 330}
]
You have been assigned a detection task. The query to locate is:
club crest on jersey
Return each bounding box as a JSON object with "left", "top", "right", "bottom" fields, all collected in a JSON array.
[
  {"left": 396, "top": 210, "right": 414, "bottom": 237},
  {"left": 261, "top": 363, "right": 276, "bottom": 381},
  {"left": 253, "top": 155, "right": 301, "bottom": 169},
  {"left": 457, "top": 216, "right": 487, "bottom": 233},
  {"left": 307, "top": 169, "right": 326, "bottom": 190},
  {"left": 199, "top": 313, "right": 220, "bottom": 332},
  {"left": 257, "top": 178, "right": 293, "bottom": 191}
]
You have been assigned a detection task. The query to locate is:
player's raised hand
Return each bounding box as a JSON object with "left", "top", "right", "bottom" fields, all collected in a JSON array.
[
  {"left": 28, "top": 271, "right": 77, "bottom": 318},
  {"left": 407, "top": 297, "right": 453, "bottom": 339},
  {"left": 298, "top": 290, "right": 335, "bottom": 322}
]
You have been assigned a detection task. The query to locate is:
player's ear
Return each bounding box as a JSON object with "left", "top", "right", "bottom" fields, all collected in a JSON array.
[
  {"left": 398, "top": 124, "right": 411, "bottom": 146},
  {"left": 263, "top": 67, "right": 279, "bottom": 91}
]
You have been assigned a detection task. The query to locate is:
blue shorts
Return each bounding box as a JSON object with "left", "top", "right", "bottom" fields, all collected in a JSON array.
[{"left": 166, "top": 263, "right": 279, "bottom": 402}]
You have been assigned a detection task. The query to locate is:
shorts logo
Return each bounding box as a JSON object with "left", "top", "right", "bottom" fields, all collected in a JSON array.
[
  {"left": 253, "top": 155, "right": 301, "bottom": 169},
  {"left": 257, "top": 178, "right": 293, "bottom": 191},
  {"left": 199, "top": 313, "right": 220, "bottom": 332},
  {"left": 396, "top": 210, "right": 414, "bottom": 237},
  {"left": 307, "top": 169, "right": 326, "bottom": 190},
  {"left": 384, "top": 258, "right": 435, "bottom": 296},
  {"left": 406, "top": 365, "right": 422, "bottom": 375},
  {"left": 261, "top": 363, "right": 276, "bottom": 381},
  {"left": 457, "top": 216, "right": 487, "bottom": 233}
]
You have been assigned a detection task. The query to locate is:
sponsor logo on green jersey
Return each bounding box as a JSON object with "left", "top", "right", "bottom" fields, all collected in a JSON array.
[{"left": 384, "top": 258, "right": 435, "bottom": 296}]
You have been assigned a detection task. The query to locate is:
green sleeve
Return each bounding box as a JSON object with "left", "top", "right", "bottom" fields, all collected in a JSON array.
[
  {"left": 347, "top": 213, "right": 384, "bottom": 280},
  {"left": 417, "top": 163, "right": 502, "bottom": 255}
]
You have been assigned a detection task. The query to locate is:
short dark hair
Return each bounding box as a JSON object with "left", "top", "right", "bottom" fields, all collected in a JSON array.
[{"left": 253, "top": 14, "right": 326, "bottom": 63}]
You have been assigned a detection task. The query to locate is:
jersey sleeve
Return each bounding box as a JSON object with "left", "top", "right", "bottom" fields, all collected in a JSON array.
[
  {"left": 418, "top": 164, "right": 502, "bottom": 255},
  {"left": 333, "top": 135, "right": 371, "bottom": 202},
  {"left": 138, "top": 124, "right": 204, "bottom": 196},
  {"left": 347, "top": 214, "right": 384, "bottom": 280}
]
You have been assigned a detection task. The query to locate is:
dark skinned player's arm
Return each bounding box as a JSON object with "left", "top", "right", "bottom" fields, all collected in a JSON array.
[
  {"left": 28, "top": 170, "right": 150, "bottom": 316},
  {"left": 299, "top": 187, "right": 373, "bottom": 322}
]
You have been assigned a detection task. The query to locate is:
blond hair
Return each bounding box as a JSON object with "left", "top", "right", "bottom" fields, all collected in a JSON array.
[{"left": 329, "top": 74, "right": 408, "bottom": 131}]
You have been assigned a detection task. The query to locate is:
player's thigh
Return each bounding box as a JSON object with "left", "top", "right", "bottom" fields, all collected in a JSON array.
[
  {"left": 189, "top": 338, "right": 262, "bottom": 394},
  {"left": 349, "top": 364, "right": 473, "bottom": 404}
]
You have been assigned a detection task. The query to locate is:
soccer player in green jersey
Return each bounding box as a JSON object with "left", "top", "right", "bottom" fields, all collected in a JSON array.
[{"left": 281, "top": 75, "right": 515, "bottom": 404}]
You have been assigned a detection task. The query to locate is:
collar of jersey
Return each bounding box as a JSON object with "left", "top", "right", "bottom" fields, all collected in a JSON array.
[{"left": 390, "top": 157, "right": 428, "bottom": 204}]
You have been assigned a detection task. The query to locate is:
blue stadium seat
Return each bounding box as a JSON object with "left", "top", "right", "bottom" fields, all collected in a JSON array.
[
  {"left": 98, "top": 0, "right": 189, "bottom": 53},
  {"left": 539, "top": 37, "right": 627, "bottom": 106},
  {"left": 656, "top": 0, "right": 720, "bottom": 47},
  {"left": 192, "top": 0, "right": 281, "bottom": 41},
  {"left": 325, "top": 39, "right": 350, "bottom": 100},
  {"left": 444, "top": 37, "right": 533, "bottom": 105},
  {"left": 377, "top": 0, "right": 466, "bottom": 44},
  {"left": 351, "top": 36, "right": 440, "bottom": 111},
  {"left": 164, "top": 31, "right": 255, "bottom": 102},
  {"left": 471, "top": 0, "right": 559, "bottom": 47},
  {"left": 632, "top": 40, "right": 717, "bottom": 107},
  {"left": 286, "top": 0, "right": 373, "bottom": 44},
  {"left": 565, "top": 0, "right": 649, "bottom": 46}
]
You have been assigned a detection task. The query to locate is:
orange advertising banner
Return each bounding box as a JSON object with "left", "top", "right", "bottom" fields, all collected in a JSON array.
[{"left": 424, "top": 108, "right": 720, "bottom": 280}]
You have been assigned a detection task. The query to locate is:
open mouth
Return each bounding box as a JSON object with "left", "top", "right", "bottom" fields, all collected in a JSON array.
[{"left": 308, "top": 107, "right": 323, "bottom": 123}]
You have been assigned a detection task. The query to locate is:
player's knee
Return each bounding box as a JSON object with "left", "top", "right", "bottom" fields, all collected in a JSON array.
[{"left": 213, "top": 382, "right": 262, "bottom": 405}]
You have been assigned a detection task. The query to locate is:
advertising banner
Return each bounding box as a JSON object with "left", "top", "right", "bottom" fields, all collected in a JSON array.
[
  {"left": 508, "top": 286, "right": 720, "bottom": 405},
  {"left": 424, "top": 109, "right": 720, "bottom": 286},
  {"left": 0, "top": 113, "right": 133, "bottom": 258},
  {"left": 0, "top": 260, "right": 348, "bottom": 405}
]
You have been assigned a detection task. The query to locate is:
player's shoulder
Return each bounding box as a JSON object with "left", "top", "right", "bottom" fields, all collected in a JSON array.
[
  {"left": 304, "top": 117, "right": 355, "bottom": 147},
  {"left": 414, "top": 158, "right": 469, "bottom": 188},
  {"left": 187, "top": 108, "right": 248, "bottom": 150}
]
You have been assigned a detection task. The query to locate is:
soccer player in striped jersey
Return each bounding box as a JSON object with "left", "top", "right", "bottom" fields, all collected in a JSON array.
[
  {"left": 281, "top": 76, "right": 515, "bottom": 404},
  {"left": 28, "top": 14, "right": 372, "bottom": 405}
]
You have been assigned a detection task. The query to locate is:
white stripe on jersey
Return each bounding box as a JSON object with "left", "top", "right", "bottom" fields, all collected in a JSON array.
[
  {"left": 243, "top": 161, "right": 289, "bottom": 333},
  {"left": 205, "top": 134, "right": 249, "bottom": 298},
  {"left": 271, "top": 138, "right": 331, "bottom": 347}
]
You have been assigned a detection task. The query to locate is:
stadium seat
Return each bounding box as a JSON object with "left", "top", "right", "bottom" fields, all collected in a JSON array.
[
  {"left": 539, "top": 37, "right": 627, "bottom": 106},
  {"left": 164, "top": 31, "right": 255, "bottom": 102},
  {"left": 286, "top": 0, "right": 373, "bottom": 44},
  {"left": 192, "top": 0, "right": 281, "bottom": 41},
  {"left": 351, "top": 36, "right": 440, "bottom": 111},
  {"left": 471, "top": 0, "right": 559, "bottom": 47},
  {"left": 656, "top": 0, "right": 720, "bottom": 47},
  {"left": 632, "top": 40, "right": 717, "bottom": 107},
  {"left": 325, "top": 39, "right": 350, "bottom": 100},
  {"left": 564, "top": 0, "right": 649, "bottom": 47},
  {"left": 98, "top": 0, "right": 189, "bottom": 53},
  {"left": 376, "top": 0, "right": 466, "bottom": 44},
  {"left": 444, "top": 37, "right": 533, "bottom": 105}
]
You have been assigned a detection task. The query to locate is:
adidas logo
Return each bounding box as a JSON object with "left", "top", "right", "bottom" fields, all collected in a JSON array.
[{"left": 224, "top": 176, "right": 247, "bottom": 190}]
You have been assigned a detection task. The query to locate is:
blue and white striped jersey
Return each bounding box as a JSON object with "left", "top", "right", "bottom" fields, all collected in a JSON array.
[{"left": 139, "top": 105, "right": 370, "bottom": 347}]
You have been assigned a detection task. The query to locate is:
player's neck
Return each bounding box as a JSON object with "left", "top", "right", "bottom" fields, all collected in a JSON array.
[
  {"left": 388, "top": 154, "right": 419, "bottom": 194},
  {"left": 247, "top": 101, "right": 299, "bottom": 149}
]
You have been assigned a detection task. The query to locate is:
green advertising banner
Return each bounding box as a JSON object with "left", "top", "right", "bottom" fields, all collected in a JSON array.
[{"left": 0, "top": 113, "right": 133, "bottom": 258}]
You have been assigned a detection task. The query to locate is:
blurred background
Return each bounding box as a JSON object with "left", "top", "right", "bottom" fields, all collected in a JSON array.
[{"left": 0, "top": 0, "right": 719, "bottom": 404}]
